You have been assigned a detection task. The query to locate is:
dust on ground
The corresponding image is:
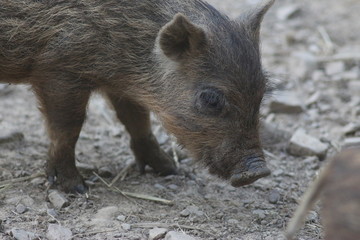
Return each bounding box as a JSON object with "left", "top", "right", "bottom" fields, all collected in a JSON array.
[{"left": 1, "top": 0, "right": 359, "bottom": 239}]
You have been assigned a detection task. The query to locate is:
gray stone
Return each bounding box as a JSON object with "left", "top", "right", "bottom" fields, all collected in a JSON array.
[
  {"left": 47, "top": 224, "right": 72, "bottom": 240},
  {"left": 341, "top": 122, "right": 360, "bottom": 135},
  {"left": 343, "top": 137, "right": 360, "bottom": 148},
  {"left": 269, "top": 91, "right": 304, "bottom": 114},
  {"left": 325, "top": 61, "right": 346, "bottom": 76},
  {"left": 272, "top": 169, "right": 284, "bottom": 177},
  {"left": 228, "top": 219, "right": 239, "bottom": 224},
  {"left": 15, "top": 204, "right": 28, "bottom": 214},
  {"left": 168, "top": 184, "right": 179, "bottom": 190},
  {"left": 48, "top": 190, "right": 69, "bottom": 209},
  {"left": 165, "top": 231, "right": 196, "bottom": 240},
  {"left": 116, "top": 215, "right": 126, "bottom": 221},
  {"left": 8, "top": 228, "right": 38, "bottom": 240},
  {"left": 75, "top": 162, "right": 96, "bottom": 173},
  {"left": 185, "top": 206, "right": 204, "bottom": 217},
  {"left": 288, "top": 129, "right": 328, "bottom": 157},
  {"left": 121, "top": 223, "right": 131, "bottom": 231},
  {"left": 252, "top": 209, "right": 266, "bottom": 220},
  {"left": 268, "top": 190, "right": 281, "bottom": 204},
  {"left": 348, "top": 80, "right": 360, "bottom": 96},
  {"left": 0, "top": 131, "right": 24, "bottom": 144},
  {"left": 180, "top": 209, "right": 190, "bottom": 217},
  {"left": 154, "top": 183, "right": 166, "bottom": 190},
  {"left": 30, "top": 177, "right": 45, "bottom": 186},
  {"left": 276, "top": 4, "right": 301, "bottom": 20},
  {"left": 98, "top": 166, "right": 113, "bottom": 178},
  {"left": 149, "top": 227, "right": 168, "bottom": 240}
]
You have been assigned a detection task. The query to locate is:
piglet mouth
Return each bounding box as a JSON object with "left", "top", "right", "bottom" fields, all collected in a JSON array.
[{"left": 230, "top": 156, "right": 270, "bottom": 187}]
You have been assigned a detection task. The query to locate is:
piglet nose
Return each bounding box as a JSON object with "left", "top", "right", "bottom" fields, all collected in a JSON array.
[{"left": 230, "top": 156, "right": 270, "bottom": 187}]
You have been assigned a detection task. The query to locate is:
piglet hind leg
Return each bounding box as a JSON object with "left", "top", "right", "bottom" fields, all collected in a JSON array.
[
  {"left": 106, "top": 93, "right": 177, "bottom": 176},
  {"left": 33, "top": 80, "right": 91, "bottom": 193}
]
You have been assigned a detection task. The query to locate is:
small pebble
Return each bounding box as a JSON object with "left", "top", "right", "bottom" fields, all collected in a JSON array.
[
  {"left": 98, "top": 166, "right": 113, "bottom": 178},
  {"left": 116, "top": 215, "right": 126, "bottom": 221},
  {"left": 168, "top": 184, "right": 179, "bottom": 190},
  {"left": 228, "top": 219, "right": 239, "bottom": 224},
  {"left": 180, "top": 209, "right": 190, "bottom": 217},
  {"left": 268, "top": 190, "right": 281, "bottom": 204},
  {"left": 165, "top": 231, "right": 196, "bottom": 240},
  {"left": 48, "top": 190, "right": 69, "bottom": 209},
  {"left": 149, "top": 227, "right": 168, "bottom": 240},
  {"left": 8, "top": 228, "right": 38, "bottom": 240},
  {"left": 154, "top": 183, "right": 166, "bottom": 190},
  {"left": 15, "top": 204, "right": 27, "bottom": 214},
  {"left": 121, "top": 223, "right": 131, "bottom": 231},
  {"left": 47, "top": 224, "right": 72, "bottom": 240},
  {"left": 252, "top": 209, "right": 266, "bottom": 220}
]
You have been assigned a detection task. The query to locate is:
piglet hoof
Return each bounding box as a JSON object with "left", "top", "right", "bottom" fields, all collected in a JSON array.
[
  {"left": 230, "top": 160, "right": 270, "bottom": 187},
  {"left": 47, "top": 170, "right": 88, "bottom": 194}
]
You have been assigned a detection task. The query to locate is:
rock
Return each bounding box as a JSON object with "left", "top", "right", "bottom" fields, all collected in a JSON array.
[
  {"left": 149, "top": 227, "right": 168, "bottom": 240},
  {"left": 185, "top": 206, "right": 204, "bottom": 217},
  {"left": 0, "top": 131, "right": 24, "bottom": 144},
  {"left": 94, "top": 206, "right": 119, "bottom": 220},
  {"left": 154, "top": 183, "right": 166, "bottom": 190},
  {"left": 325, "top": 61, "right": 346, "bottom": 76},
  {"left": 47, "top": 209, "right": 58, "bottom": 218},
  {"left": 48, "top": 190, "right": 69, "bottom": 209},
  {"left": 348, "top": 80, "right": 360, "bottom": 96},
  {"left": 343, "top": 137, "right": 360, "bottom": 149},
  {"left": 168, "top": 184, "right": 179, "bottom": 191},
  {"left": 287, "top": 129, "right": 328, "bottom": 158},
  {"left": 252, "top": 209, "right": 266, "bottom": 220},
  {"left": 116, "top": 215, "right": 126, "bottom": 221},
  {"left": 180, "top": 209, "right": 191, "bottom": 217},
  {"left": 276, "top": 4, "right": 301, "bottom": 20},
  {"left": 76, "top": 162, "right": 96, "bottom": 173},
  {"left": 269, "top": 91, "right": 304, "bottom": 114},
  {"left": 228, "top": 219, "right": 239, "bottom": 224},
  {"left": 272, "top": 169, "right": 284, "bottom": 177},
  {"left": 30, "top": 177, "right": 45, "bottom": 186},
  {"left": 165, "top": 231, "right": 196, "bottom": 240},
  {"left": 341, "top": 122, "right": 360, "bottom": 135},
  {"left": 268, "top": 190, "right": 281, "bottom": 204},
  {"left": 47, "top": 224, "right": 72, "bottom": 240},
  {"left": 91, "top": 206, "right": 119, "bottom": 226},
  {"left": 260, "top": 121, "right": 291, "bottom": 146},
  {"left": 98, "top": 166, "right": 113, "bottom": 178},
  {"left": 15, "top": 204, "right": 28, "bottom": 214},
  {"left": 8, "top": 228, "right": 38, "bottom": 240},
  {"left": 121, "top": 223, "right": 131, "bottom": 231}
]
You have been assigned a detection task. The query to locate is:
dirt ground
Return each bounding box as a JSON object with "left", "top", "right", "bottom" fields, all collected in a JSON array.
[{"left": 1, "top": 0, "right": 359, "bottom": 239}]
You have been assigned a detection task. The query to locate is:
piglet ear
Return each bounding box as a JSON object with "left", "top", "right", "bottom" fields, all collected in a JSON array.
[
  {"left": 158, "top": 13, "right": 207, "bottom": 61},
  {"left": 240, "top": 0, "right": 275, "bottom": 42}
]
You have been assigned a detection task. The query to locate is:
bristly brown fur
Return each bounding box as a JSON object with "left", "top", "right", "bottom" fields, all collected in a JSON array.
[{"left": 0, "top": 0, "right": 273, "bottom": 192}]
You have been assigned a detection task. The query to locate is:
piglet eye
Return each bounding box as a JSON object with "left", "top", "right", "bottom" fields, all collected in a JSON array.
[{"left": 195, "top": 87, "right": 225, "bottom": 116}]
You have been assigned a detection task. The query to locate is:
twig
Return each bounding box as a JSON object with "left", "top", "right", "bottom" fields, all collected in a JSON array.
[
  {"left": 132, "top": 222, "right": 215, "bottom": 236},
  {"left": 71, "top": 228, "right": 119, "bottom": 239},
  {"left": 94, "top": 172, "right": 173, "bottom": 205},
  {"left": 317, "top": 26, "right": 335, "bottom": 53},
  {"left": 264, "top": 149, "right": 278, "bottom": 160},
  {"left": 109, "top": 161, "right": 135, "bottom": 187},
  {"left": 316, "top": 53, "right": 360, "bottom": 62},
  {"left": 0, "top": 172, "right": 45, "bottom": 185}
]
